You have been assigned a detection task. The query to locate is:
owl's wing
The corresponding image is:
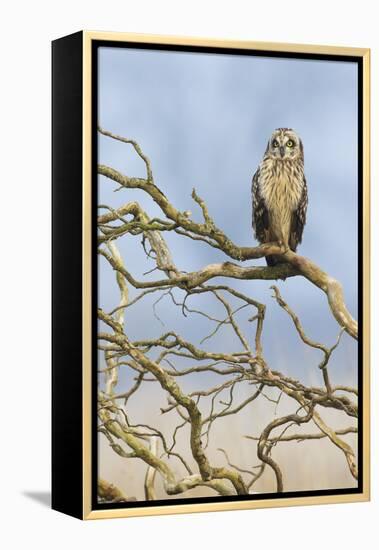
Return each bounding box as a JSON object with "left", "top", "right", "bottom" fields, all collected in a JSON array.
[
  {"left": 251, "top": 167, "right": 269, "bottom": 243},
  {"left": 290, "top": 175, "right": 308, "bottom": 252}
]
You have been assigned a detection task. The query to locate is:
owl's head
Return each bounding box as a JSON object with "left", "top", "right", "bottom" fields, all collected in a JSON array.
[{"left": 266, "top": 128, "right": 303, "bottom": 160}]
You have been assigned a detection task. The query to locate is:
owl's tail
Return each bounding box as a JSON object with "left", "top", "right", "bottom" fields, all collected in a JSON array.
[{"left": 266, "top": 254, "right": 282, "bottom": 267}]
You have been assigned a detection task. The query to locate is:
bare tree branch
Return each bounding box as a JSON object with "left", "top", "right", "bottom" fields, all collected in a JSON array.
[
  {"left": 96, "top": 128, "right": 359, "bottom": 501},
  {"left": 98, "top": 162, "right": 357, "bottom": 339}
]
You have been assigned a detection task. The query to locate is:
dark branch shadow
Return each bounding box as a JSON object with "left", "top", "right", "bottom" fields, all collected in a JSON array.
[{"left": 22, "top": 491, "right": 51, "bottom": 508}]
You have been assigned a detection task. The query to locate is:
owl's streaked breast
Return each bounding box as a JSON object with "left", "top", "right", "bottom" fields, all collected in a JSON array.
[{"left": 259, "top": 157, "right": 304, "bottom": 245}]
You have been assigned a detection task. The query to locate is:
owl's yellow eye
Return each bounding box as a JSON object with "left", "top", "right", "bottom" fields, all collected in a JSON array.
[
  {"left": 272, "top": 140, "right": 279, "bottom": 148},
  {"left": 286, "top": 140, "right": 294, "bottom": 148}
]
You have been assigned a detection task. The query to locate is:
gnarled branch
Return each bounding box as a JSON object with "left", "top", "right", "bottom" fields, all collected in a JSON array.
[{"left": 96, "top": 128, "right": 358, "bottom": 500}]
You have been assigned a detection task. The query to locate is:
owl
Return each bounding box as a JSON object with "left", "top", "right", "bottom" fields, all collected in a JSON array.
[{"left": 251, "top": 128, "right": 308, "bottom": 266}]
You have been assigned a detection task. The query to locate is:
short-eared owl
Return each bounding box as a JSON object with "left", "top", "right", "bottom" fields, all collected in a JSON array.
[{"left": 252, "top": 128, "right": 308, "bottom": 266}]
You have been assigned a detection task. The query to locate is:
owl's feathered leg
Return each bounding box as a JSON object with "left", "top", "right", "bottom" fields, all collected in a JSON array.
[
  {"left": 266, "top": 239, "right": 290, "bottom": 266},
  {"left": 266, "top": 241, "right": 295, "bottom": 267}
]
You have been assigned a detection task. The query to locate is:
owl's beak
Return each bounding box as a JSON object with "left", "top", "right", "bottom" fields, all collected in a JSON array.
[{"left": 279, "top": 146, "right": 285, "bottom": 158}]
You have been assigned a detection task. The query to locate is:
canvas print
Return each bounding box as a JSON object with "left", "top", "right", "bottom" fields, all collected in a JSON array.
[{"left": 96, "top": 45, "right": 360, "bottom": 506}]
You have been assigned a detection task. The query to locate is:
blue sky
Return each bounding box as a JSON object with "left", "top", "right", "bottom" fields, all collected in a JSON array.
[{"left": 97, "top": 46, "right": 358, "bottom": 393}]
